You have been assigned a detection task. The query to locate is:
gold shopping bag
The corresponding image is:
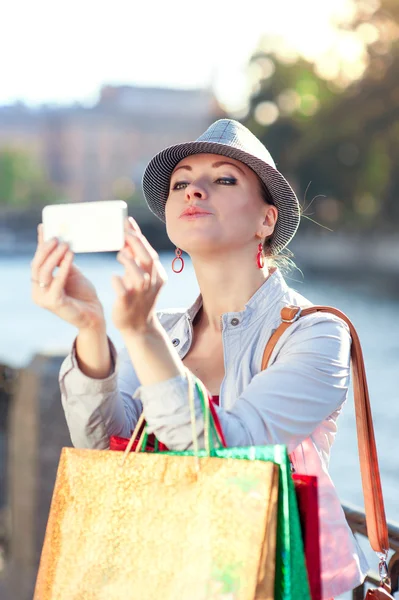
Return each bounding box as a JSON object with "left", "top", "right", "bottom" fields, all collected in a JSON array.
[
  {"left": 34, "top": 374, "right": 279, "bottom": 600},
  {"left": 34, "top": 448, "right": 279, "bottom": 600}
]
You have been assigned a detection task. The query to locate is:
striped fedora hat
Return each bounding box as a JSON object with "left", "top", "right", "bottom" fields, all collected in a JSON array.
[{"left": 142, "top": 119, "right": 300, "bottom": 254}]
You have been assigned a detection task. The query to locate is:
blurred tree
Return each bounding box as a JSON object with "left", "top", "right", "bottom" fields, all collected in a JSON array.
[
  {"left": 0, "top": 148, "right": 59, "bottom": 208},
  {"left": 243, "top": 0, "right": 399, "bottom": 233}
]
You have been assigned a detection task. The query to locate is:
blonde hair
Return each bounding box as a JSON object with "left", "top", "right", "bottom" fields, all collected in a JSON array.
[{"left": 258, "top": 179, "right": 297, "bottom": 274}]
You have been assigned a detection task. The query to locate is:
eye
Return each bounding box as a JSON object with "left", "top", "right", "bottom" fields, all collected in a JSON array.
[
  {"left": 216, "top": 177, "right": 237, "bottom": 185},
  {"left": 171, "top": 176, "right": 237, "bottom": 191},
  {"left": 172, "top": 181, "right": 188, "bottom": 191}
]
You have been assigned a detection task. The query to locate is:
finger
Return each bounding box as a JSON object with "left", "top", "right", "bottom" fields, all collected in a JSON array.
[
  {"left": 38, "top": 243, "right": 69, "bottom": 285},
  {"left": 151, "top": 260, "right": 167, "bottom": 288},
  {"left": 135, "top": 233, "right": 159, "bottom": 261},
  {"left": 150, "top": 260, "right": 158, "bottom": 287},
  {"left": 142, "top": 272, "right": 151, "bottom": 292},
  {"left": 111, "top": 275, "right": 128, "bottom": 297},
  {"left": 38, "top": 223, "right": 44, "bottom": 246},
  {"left": 117, "top": 251, "right": 146, "bottom": 291},
  {"left": 121, "top": 240, "right": 134, "bottom": 259},
  {"left": 52, "top": 250, "right": 74, "bottom": 292},
  {"left": 125, "top": 230, "right": 158, "bottom": 265},
  {"left": 31, "top": 238, "right": 59, "bottom": 279},
  {"left": 122, "top": 270, "right": 151, "bottom": 294},
  {"left": 126, "top": 216, "right": 142, "bottom": 234}
]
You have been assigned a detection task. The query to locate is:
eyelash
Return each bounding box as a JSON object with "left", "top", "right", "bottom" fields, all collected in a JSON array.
[{"left": 172, "top": 177, "right": 237, "bottom": 191}]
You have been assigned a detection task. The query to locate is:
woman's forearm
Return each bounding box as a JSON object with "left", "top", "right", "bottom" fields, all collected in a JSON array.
[
  {"left": 122, "top": 318, "right": 185, "bottom": 386},
  {"left": 76, "top": 326, "right": 113, "bottom": 379}
]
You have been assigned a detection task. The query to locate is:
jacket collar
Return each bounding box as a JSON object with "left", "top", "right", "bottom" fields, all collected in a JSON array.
[{"left": 186, "top": 268, "right": 290, "bottom": 327}]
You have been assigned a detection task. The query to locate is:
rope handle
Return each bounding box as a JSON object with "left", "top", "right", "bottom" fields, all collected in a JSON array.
[{"left": 120, "top": 369, "right": 223, "bottom": 466}]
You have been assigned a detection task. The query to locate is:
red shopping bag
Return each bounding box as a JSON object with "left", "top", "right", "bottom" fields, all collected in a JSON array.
[{"left": 293, "top": 474, "right": 321, "bottom": 600}]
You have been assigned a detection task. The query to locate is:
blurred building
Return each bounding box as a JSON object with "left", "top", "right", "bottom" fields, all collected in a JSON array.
[{"left": 0, "top": 85, "right": 224, "bottom": 204}]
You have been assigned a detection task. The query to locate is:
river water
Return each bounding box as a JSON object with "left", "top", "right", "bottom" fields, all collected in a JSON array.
[{"left": 1, "top": 251, "right": 398, "bottom": 587}]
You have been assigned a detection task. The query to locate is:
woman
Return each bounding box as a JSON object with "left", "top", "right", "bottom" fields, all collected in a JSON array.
[{"left": 31, "top": 119, "right": 368, "bottom": 598}]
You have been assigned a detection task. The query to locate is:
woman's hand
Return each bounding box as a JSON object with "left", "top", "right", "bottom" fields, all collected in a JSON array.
[
  {"left": 112, "top": 218, "right": 167, "bottom": 336},
  {"left": 31, "top": 224, "right": 105, "bottom": 331}
]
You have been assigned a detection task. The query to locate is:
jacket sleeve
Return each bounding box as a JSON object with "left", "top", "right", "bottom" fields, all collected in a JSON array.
[
  {"left": 59, "top": 339, "right": 143, "bottom": 449},
  {"left": 138, "top": 313, "right": 351, "bottom": 453},
  {"left": 60, "top": 313, "right": 351, "bottom": 453}
]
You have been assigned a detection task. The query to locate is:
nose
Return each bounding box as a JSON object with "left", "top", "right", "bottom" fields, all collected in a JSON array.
[{"left": 185, "top": 181, "right": 208, "bottom": 203}]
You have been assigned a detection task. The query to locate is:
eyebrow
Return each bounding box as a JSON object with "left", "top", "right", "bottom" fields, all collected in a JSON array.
[{"left": 171, "top": 160, "right": 245, "bottom": 176}]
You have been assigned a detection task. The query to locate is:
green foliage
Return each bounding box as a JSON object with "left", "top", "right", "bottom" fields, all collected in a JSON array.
[
  {"left": 0, "top": 147, "right": 59, "bottom": 207},
  {"left": 243, "top": 0, "right": 399, "bottom": 232}
]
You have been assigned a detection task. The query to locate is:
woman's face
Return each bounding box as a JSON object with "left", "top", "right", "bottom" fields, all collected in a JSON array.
[{"left": 165, "top": 153, "right": 277, "bottom": 254}]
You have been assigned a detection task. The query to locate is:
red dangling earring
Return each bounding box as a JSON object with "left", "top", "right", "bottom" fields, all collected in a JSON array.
[
  {"left": 172, "top": 247, "right": 184, "bottom": 273},
  {"left": 256, "top": 242, "right": 265, "bottom": 269}
]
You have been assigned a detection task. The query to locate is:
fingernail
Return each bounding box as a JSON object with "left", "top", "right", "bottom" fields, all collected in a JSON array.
[{"left": 129, "top": 217, "right": 139, "bottom": 229}]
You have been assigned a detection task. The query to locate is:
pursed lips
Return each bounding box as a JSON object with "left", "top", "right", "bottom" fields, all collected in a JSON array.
[{"left": 179, "top": 208, "right": 213, "bottom": 218}]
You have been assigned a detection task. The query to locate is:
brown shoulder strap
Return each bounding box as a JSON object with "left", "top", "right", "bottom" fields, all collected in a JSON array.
[{"left": 261, "top": 304, "right": 389, "bottom": 553}]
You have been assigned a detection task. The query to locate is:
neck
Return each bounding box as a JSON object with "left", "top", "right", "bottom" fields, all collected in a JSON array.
[{"left": 191, "top": 249, "right": 274, "bottom": 333}]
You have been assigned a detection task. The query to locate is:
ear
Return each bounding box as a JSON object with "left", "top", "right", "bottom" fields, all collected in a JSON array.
[{"left": 257, "top": 205, "right": 278, "bottom": 238}]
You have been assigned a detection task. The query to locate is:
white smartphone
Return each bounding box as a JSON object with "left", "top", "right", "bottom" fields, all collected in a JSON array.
[{"left": 42, "top": 200, "right": 128, "bottom": 253}]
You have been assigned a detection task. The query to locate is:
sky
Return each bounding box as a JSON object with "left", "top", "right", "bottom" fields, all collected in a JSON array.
[{"left": 1, "top": 0, "right": 357, "bottom": 112}]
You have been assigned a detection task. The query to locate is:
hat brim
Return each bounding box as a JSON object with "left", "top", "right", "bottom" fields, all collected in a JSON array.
[{"left": 142, "top": 140, "right": 300, "bottom": 254}]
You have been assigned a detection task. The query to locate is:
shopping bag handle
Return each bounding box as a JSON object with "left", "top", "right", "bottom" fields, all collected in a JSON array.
[
  {"left": 261, "top": 305, "right": 389, "bottom": 554},
  {"left": 121, "top": 370, "right": 218, "bottom": 465}
]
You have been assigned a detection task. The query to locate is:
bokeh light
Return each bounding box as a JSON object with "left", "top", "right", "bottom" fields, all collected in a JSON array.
[{"left": 254, "top": 101, "right": 280, "bottom": 126}]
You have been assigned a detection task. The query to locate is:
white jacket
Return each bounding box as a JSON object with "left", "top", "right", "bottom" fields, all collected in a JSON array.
[{"left": 59, "top": 269, "right": 369, "bottom": 599}]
